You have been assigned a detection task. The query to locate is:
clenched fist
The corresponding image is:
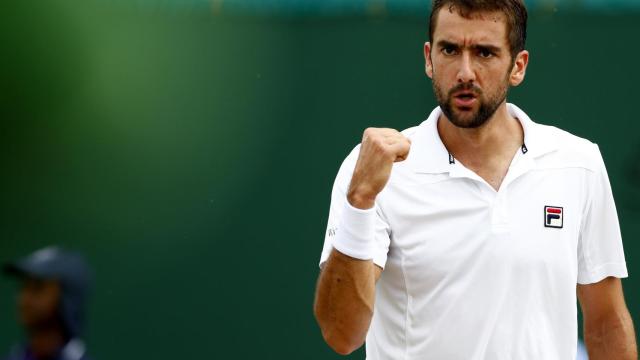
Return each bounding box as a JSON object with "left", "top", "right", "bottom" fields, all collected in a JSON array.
[{"left": 347, "top": 128, "right": 411, "bottom": 210}]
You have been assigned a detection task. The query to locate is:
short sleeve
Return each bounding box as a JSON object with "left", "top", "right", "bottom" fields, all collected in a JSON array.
[
  {"left": 577, "top": 144, "right": 628, "bottom": 284},
  {"left": 319, "top": 145, "right": 391, "bottom": 269}
]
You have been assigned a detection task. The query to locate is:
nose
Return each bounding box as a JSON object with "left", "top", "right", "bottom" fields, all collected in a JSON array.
[{"left": 456, "top": 52, "right": 476, "bottom": 84}]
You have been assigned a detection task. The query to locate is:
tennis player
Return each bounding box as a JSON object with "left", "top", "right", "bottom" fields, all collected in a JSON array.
[{"left": 314, "top": 0, "right": 637, "bottom": 359}]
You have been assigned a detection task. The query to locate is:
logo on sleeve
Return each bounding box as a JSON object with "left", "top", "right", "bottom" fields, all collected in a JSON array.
[
  {"left": 328, "top": 227, "right": 337, "bottom": 237},
  {"left": 544, "top": 206, "right": 563, "bottom": 228}
]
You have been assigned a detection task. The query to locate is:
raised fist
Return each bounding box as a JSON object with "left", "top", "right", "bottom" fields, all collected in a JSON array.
[{"left": 347, "top": 128, "right": 411, "bottom": 209}]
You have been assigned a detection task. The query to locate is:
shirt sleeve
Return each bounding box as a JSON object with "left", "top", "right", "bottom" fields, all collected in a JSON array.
[
  {"left": 319, "top": 145, "right": 391, "bottom": 269},
  {"left": 577, "top": 144, "right": 628, "bottom": 284}
]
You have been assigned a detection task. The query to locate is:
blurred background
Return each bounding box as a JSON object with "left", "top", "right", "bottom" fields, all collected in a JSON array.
[{"left": 1, "top": 0, "right": 639, "bottom": 358}]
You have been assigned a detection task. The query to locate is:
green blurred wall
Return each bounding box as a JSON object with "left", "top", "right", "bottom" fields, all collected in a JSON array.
[{"left": 0, "top": 2, "right": 638, "bottom": 359}]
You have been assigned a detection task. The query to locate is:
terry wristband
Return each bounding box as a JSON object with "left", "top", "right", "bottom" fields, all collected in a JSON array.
[{"left": 332, "top": 199, "right": 376, "bottom": 260}]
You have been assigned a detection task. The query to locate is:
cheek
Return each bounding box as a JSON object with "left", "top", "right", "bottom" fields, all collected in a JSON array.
[
  {"left": 431, "top": 69, "right": 453, "bottom": 91},
  {"left": 23, "top": 288, "right": 60, "bottom": 317},
  {"left": 480, "top": 65, "right": 512, "bottom": 88},
  {"left": 18, "top": 290, "right": 35, "bottom": 310},
  {"left": 40, "top": 290, "right": 61, "bottom": 315},
  {"left": 18, "top": 292, "right": 37, "bottom": 324},
  {"left": 433, "top": 61, "right": 457, "bottom": 78}
]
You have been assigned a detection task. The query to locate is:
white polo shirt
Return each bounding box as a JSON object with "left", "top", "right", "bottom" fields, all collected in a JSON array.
[{"left": 319, "top": 103, "right": 628, "bottom": 360}]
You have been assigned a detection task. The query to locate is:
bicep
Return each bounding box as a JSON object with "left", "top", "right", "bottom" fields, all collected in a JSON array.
[
  {"left": 577, "top": 277, "right": 637, "bottom": 356},
  {"left": 577, "top": 277, "right": 628, "bottom": 323},
  {"left": 374, "top": 264, "right": 383, "bottom": 282}
]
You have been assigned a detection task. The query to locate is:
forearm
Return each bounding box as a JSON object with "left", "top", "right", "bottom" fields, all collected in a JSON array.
[
  {"left": 314, "top": 249, "right": 377, "bottom": 355},
  {"left": 584, "top": 310, "right": 637, "bottom": 360},
  {"left": 314, "top": 128, "right": 408, "bottom": 354}
]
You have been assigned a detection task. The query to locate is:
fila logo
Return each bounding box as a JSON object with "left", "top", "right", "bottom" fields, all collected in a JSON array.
[{"left": 544, "top": 206, "right": 563, "bottom": 228}]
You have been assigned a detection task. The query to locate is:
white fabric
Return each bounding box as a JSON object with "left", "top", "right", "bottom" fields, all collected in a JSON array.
[
  {"left": 332, "top": 201, "right": 377, "bottom": 260},
  {"left": 319, "top": 103, "right": 628, "bottom": 360},
  {"left": 61, "top": 339, "right": 86, "bottom": 360},
  {"left": 577, "top": 340, "right": 589, "bottom": 360}
]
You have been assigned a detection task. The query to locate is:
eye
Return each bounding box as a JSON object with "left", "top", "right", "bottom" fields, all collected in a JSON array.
[
  {"left": 478, "top": 48, "right": 494, "bottom": 58},
  {"left": 442, "top": 46, "right": 457, "bottom": 56}
]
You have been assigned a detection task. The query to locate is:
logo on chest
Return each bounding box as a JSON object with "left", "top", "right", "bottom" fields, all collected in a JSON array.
[{"left": 544, "top": 206, "right": 563, "bottom": 228}]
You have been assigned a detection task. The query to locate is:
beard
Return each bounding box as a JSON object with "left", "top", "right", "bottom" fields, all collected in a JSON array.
[{"left": 433, "top": 77, "right": 509, "bottom": 129}]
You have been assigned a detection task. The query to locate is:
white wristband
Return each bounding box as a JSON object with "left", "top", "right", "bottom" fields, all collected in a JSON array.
[{"left": 332, "top": 199, "right": 376, "bottom": 260}]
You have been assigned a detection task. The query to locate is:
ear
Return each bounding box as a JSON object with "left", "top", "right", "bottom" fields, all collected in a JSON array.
[
  {"left": 509, "top": 50, "right": 529, "bottom": 86},
  {"left": 424, "top": 42, "right": 434, "bottom": 79}
]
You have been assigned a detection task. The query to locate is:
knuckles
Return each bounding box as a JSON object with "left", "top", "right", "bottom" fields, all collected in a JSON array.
[
  {"left": 361, "top": 127, "right": 411, "bottom": 161},
  {"left": 362, "top": 127, "right": 377, "bottom": 142}
]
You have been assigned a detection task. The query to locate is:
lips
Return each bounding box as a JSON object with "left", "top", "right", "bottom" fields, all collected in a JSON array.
[{"left": 452, "top": 91, "right": 477, "bottom": 107}]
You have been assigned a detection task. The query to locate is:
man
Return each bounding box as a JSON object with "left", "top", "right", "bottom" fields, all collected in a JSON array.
[
  {"left": 3, "top": 247, "right": 92, "bottom": 360},
  {"left": 314, "top": 0, "right": 637, "bottom": 359}
]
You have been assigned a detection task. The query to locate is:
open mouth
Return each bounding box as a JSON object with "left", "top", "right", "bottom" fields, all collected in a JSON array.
[
  {"left": 454, "top": 91, "right": 477, "bottom": 100},
  {"left": 453, "top": 91, "right": 477, "bottom": 108}
]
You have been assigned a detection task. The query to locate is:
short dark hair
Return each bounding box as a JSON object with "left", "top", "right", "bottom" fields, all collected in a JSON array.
[{"left": 429, "top": 0, "right": 528, "bottom": 58}]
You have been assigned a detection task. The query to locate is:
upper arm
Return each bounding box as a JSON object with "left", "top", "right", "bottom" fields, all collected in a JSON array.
[
  {"left": 577, "top": 276, "right": 630, "bottom": 324},
  {"left": 374, "top": 264, "right": 383, "bottom": 282},
  {"left": 577, "top": 144, "right": 627, "bottom": 284}
]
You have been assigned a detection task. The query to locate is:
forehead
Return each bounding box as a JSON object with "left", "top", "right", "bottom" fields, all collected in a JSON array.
[{"left": 432, "top": 8, "right": 509, "bottom": 47}]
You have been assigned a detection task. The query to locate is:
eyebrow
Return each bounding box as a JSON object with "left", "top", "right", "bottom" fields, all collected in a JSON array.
[{"left": 436, "top": 40, "right": 502, "bottom": 54}]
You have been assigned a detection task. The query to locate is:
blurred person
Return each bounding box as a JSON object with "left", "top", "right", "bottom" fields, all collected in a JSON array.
[
  {"left": 3, "top": 247, "right": 92, "bottom": 360},
  {"left": 314, "top": 0, "right": 637, "bottom": 359}
]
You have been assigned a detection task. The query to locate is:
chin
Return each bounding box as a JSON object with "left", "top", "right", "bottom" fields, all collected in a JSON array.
[{"left": 449, "top": 111, "right": 479, "bottom": 128}]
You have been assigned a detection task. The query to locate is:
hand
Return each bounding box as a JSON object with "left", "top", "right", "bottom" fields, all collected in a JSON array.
[{"left": 347, "top": 128, "right": 411, "bottom": 209}]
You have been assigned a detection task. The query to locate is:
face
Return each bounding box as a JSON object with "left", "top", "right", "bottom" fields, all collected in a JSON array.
[
  {"left": 425, "top": 8, "right": 529, "bottom": 128},
  {"left": 17, "top": 277, "right": 62, "bottom": 331}
]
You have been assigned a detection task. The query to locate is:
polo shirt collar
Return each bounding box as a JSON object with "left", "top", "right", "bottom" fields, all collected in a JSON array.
[{"left": 410, "top": 103, "right": 559, "bottom": 174}]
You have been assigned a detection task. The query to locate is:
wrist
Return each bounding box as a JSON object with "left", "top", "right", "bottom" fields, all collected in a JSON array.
[
  {"left": 332, "top": 199, "right": 376, "bottom": 260},
  {"left": 347, "top": 185, "right": 377, "bottom": 210}
]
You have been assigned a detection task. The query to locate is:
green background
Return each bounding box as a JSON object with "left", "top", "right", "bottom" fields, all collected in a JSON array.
[{"left": 1, "top": 1, "right": 638, "bottom": 358}]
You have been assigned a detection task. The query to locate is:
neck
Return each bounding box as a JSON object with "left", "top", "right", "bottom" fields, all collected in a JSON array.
[
  {"left": 29, "top": 325, "right": 67, "bottom": 360},
  {"left": 438, "top": 102, "right": 523, "bottom": 167}
]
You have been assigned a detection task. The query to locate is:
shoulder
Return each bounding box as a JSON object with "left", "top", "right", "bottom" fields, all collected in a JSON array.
[
  {"left": 534, "top": 123, "right": 604, "bottom": 173},
  {"left": 400, "top": 124, "right": 421, "bottom": 139}
]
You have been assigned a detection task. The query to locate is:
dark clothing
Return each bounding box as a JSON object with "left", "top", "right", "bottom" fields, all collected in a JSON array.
[{"left": 3, "top": 339, "right": 90, "bottom": 360}]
